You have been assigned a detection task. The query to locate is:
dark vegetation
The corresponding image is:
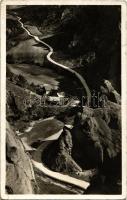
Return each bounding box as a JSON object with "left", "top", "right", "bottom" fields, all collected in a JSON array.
[
  {"left": 7, "top": 67, "right": 46, "bottom": 95},
  {"left": 14, "top": 5, "right": 121, "bottom": 93},
  {"left": 43, "top": 103, "right": 121, "bottom": 194},
  {"left": 6, "top": 15, "right": 25, "bottom": 50},
  {"left": 6, "top": 5, "right": 121, "bottom": 194}
]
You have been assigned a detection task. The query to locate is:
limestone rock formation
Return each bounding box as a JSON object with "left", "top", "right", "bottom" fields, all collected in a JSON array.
[
  {"left": 72, "top": 101, "right": 121, "bottom": 191},
  {"left": 43, "top": 128, "right": 82, "bottom": 173},
  {"left": 6, "top": 122, "right": 36, "bottom": 194},
  {"left": 100, "top": 80, "right": 121, "bottom": 104}
]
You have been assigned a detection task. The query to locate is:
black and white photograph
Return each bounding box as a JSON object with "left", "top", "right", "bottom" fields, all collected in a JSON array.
[{"left": 0, "top": 0, "right": 127, "bottom": 199}]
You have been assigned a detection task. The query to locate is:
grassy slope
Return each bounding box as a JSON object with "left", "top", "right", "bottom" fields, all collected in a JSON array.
[
  {"left": 7, "top": 63, "right": 60, "bottom": 90},
  {"left": 21, "top": 118, "right": 64, "bottom": 144}
]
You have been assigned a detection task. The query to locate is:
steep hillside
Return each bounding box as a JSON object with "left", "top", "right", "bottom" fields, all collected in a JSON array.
[
  {"left": 13, "top": 5, "right": 121, "bottom": 92},
  {"left": 43, "top": 101, "right": 121, "bottom": 194},
  {"left": 6, "top": 122, "right": 37, "bottom": 194},
  {"left": 6, "top": 6, "right": 121, "bottom": 194}
]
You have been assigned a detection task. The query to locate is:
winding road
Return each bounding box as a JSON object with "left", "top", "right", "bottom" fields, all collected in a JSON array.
[
  {"left": 32, "top": 141, "right": 90, "bottom": 191},
  {"left": 17, "top": 16, "right": 90, "bottom": 191},
  {"left": 17, "top": 17, "right": 91, "bottom": 105}
]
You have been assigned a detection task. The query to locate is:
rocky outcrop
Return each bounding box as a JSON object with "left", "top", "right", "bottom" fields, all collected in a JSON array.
[
  {"left": 43, "top": 128, "right": 82, "bottom": 173},
  {"left": 100, "top": 80, "right": 121, "bottom": 104},
  {"left": 43, "top": 100, "right": 121, "bottom": 193},
  {"left": 72, "top": 101, "right": 121, "bottom": 192},
  {"left": 6, "top": 6, "right": 121, "bottom": 194},
  {"left": 6, "top": 122, "right": 36, "bottom": 194}
]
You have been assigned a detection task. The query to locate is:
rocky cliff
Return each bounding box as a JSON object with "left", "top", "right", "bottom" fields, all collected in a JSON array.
[
  {"left": 6, "top": 5, "right": 121, "bottom": 194},
  {"left": 6, "top": 122, "right": 37, "bottom": 194},
  {"left": 43, "top": 99, "right": 121, "bottom": 193},
  {"left": 43, "top": 128, "right": 82, "bottom": 173}
]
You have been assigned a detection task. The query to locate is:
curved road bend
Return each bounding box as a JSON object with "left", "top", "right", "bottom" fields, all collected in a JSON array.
[
  {"left": 17, "top": 17, "right": 90, "bottom": 191},
  {"left": 17, "top": 17, "right": 91, "bottom": 105},
  {"left": 32, "top": 141, "right": 90, "bottom": 190}
]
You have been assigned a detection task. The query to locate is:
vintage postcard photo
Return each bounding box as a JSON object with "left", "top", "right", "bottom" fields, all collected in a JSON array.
[{"left": 0, "top": 0, "right": 127, "bottom": 199}]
